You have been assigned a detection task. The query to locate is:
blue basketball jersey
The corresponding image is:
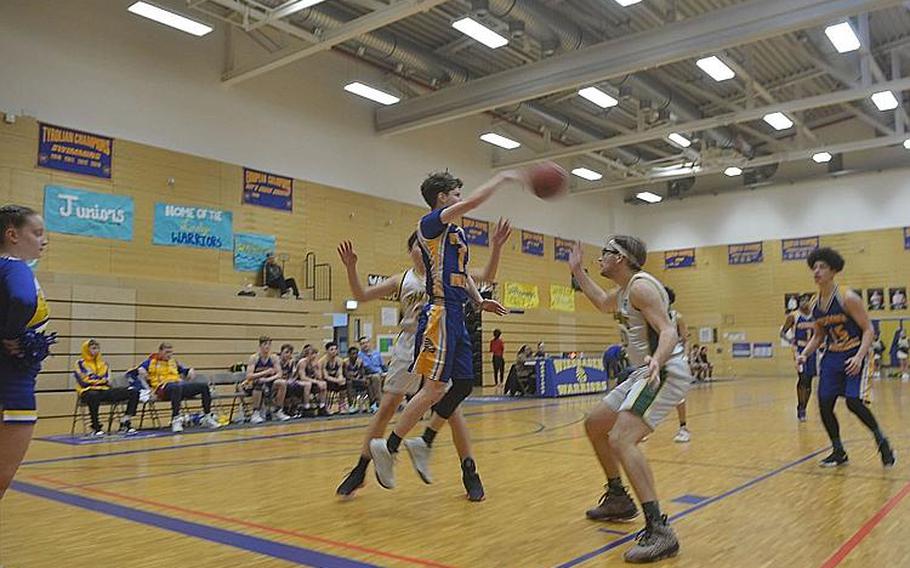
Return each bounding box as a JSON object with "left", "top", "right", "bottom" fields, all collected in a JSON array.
[{"left": 812, "top": 287, "right": 863, "bottom": 353}]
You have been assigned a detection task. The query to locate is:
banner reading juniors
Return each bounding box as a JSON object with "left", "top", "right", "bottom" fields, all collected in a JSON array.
[
  {"left": 38, "top": 123, "right": 113, "bottom": 179},
  {"left": 243, "top": 167, "right": 293, "bottom": 212}
]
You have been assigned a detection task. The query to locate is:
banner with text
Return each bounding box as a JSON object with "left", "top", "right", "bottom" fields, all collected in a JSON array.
[
  {"left": 462, "top": 217, "right": 489, "bottom": 246},
  {"left": 242, "top": 167, "right": 293, "bottom": 212},
  {"left": 38, "top": 123, "right": 113, "bottom": 179},
  {"left": 550, "top": 284, "right": 575, "bottom": 312},
  {"left": 664, "top": 248, "right": 695, "bottom": 269},
  {"left": 521, "top": 230, "right": 544, "bottom": 256},
  {"left": 728, "top": 241, "right": 763, "bottom": 265},
  {"left": 43, "top": 185, "right": 133, "bottom": 241},
  {"left": 782, "top": 236, "right": 819, "bottom": 261},
  {"left": 503, "top": 282, "right": 539, "bottom": 309},
  {"left": 152, "top": 203, "right": 233, "bottom": 251},
  {"left": 233, "top": 233, "right": 276, "bottom": 272},
  {"left": 554, "top": 238, "right": 574, "bottom": 262}
]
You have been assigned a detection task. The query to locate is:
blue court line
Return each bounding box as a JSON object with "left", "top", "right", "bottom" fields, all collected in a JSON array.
[
  {"left": 554, "top": 446, "right": 829, "bottom": 568},
  {"left": 24, "top": 400, "right": 566, "bottom": 467},
  {"left": 11, "top": 480, "right": 380, "bottom": 568}
]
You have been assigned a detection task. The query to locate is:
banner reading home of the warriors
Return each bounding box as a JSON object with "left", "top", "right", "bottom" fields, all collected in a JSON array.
[
  {"left": 38, "top": 123, "right": 113, "bottom": 179},
  {"left": 462, "top": 217, "right": 489, "bottom": 246},
  {"left": 503, "top": 282, "right": 539, "bottom": 309},
  {"left": 153, "top": 203, "right": 233, "bottom": 251},
  {"left": 243, "top": 167, "right": 293, "bottom": 212},
  {"left": 43, "top": 185, "right": 133, "bottom": 241}
]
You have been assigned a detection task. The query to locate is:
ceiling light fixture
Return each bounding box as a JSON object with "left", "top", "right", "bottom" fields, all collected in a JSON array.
[
  {"left": 452, "top": 17, "right": 509, "bottom": 49},
  {"left": 343, "top": 82, "right": 400, "bottom": 105},
  {"left": 127, "top": 1, "right": 213, "bottom": 36}
]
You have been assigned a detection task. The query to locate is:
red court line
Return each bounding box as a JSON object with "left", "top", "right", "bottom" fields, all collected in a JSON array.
[
  {"left": 819, "top": 479, "right": 910, "bottom": 568},
  {"left": 28, "top": 474, "right": 455, "bottom": 568}
]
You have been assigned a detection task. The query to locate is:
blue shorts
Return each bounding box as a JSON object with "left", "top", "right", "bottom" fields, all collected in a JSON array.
[
  {"left": 798, "top": 352, "right": 817, "bottom": 381},
  {"left": 411, "top": 303, "right": 473, "bottom": 382},
  {"left": 818, "top": 348, "right": 871, "bottom": 402},
  {"left": 0, "top": 362, "right": 38, "bottom": 423}
]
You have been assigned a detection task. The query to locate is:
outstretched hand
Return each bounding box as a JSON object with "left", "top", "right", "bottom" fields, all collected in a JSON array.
[
  {"left": 337, "top": 241, "right": 358, "bottom": 268},
  {"left": 480, "top": 299, "right": 509, "bottom": 316},
  {"left": 491, "top": 218, "right": 512, "bottom": 248}
]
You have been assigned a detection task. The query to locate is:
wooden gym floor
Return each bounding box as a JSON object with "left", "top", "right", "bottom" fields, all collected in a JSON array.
[{"left": 3, "top": 374, "right": 909, "bottom": 567}]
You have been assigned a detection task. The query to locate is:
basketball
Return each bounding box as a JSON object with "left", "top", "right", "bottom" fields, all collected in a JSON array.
[{"left": 528, "top": 162, "right": 568, "bottom": 200}]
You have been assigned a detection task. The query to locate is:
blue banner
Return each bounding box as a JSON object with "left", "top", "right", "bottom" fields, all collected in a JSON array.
[
  {"left": 152, "top": 203, "right": 233, "bottom": 250},
  {"left": 522, "top": 230, "right": 544, "bottom": 257},
  {"left": 43, "top": 185, "right": 133, "bottom": 241},
  {"left": 782, "top": 236, "right": 819, "bottom": 261},
  {"left": 732, "top": 342, "right": 752, "bottom": 358},
  {"left": 233, "top": 233, "right": 276, "bottom": 272},
  {"left": 554, "top": 238, "right": 574, "bottom": 262},
  {"left": 665, "top": 248, "right": 695, "bottom": 269},
  {"left": 904, "top": 227, "right": 910, "bottom": 250},
  {"left": 728, "top": 241, "right": 763, "bottom": 265},
  {"left": 38, "top": 123, "right": 113, "bottom": 179},
  {"left": 462, "top": 217, "right": 489, "bottom": 246},
  {"left": 243, "top": 167, "right": 293, "bottom": 212},
  {"left": 535, "top": 357, "right": 609, "bottom": 397}
]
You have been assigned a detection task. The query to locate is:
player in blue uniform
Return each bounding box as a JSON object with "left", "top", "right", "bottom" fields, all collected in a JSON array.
[
  {"left": 797, "top": 248, "right": 895, "bottom": 468},
  {"left": 368, "top": 170, "right": 523, "bottom": 490},
  {"left": 0, "top": 205, "right": 53, "bottom": 499},
  {"left": 781, "top": 294, "right": 817, "bottom": 422}
]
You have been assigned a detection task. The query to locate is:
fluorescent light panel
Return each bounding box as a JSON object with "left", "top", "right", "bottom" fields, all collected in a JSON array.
[
  {"left": 763, "top": 112, "right": 794, "bottom": 130},
  {"left": 578, "top": 86, "right": 618, "bottom": 108},
  {"left": 614, "top": 0, "right": 642, "bottom": 6},
  {"left": 824, "top": 22, "right": 861, "bottom": 54},
  {"left": 571, "top": 167, "right": 603, "bottom": 181},
  {"left": 127, "top": 2, "right": 212, "bottom": 36},
  {"left": 667, "top": 132, "right": 692, "bottom": 148},
  {"left": 871, "top": 90, "right": 900, "bottom": 111},
  {"left": 636, "top": 191, "right": 663, "bottom": 203},
  {"left": 812, "top": 152, "right": 833, "bottom": 163},
  {"left": 452, "top": 17, "right": 508, "bottom": 49},
  {"left": 343, "top": 82, "right": 400, "bottom": 105},
  {"left": 724, "top": 166, "right": 743, "bottom": 177},
  {"left": 695, "top": 56, "right": 736, "bottom": 82},
  {"left": 480, "top": 132, "right": 521, "bottom": 149}
]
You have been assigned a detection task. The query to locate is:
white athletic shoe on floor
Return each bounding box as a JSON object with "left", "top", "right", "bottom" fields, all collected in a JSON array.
[
  {"left": 403, "top": 438, "right": 433, "bottom": 484},
  {"left": 171, "top": 416, "right": 184, "bottom": 433},
  {"left": 673, "top": 427, "right": 691, "bottom": 443},
  {"left": 369, "top": 438, "right": 396, "bottom": 489},
  {"left": 250, "top": 411, "right": 265, "bottom": 424},
  {"left": 201, "top": 413, "right": 222, "bottom": 429},
  {"left": 274, "top": 409, "right": 291, "bottom": 421}
]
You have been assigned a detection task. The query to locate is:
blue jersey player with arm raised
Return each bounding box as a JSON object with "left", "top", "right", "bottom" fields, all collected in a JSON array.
[
  {"left": 0, "top": 205, "right": 53, "bottom": 499},
  {"left": 368, "top": 169, "right": 526, "bottom": 490},
  {"left": 797, "top": 247, "right": 895, "bottom": 468}
]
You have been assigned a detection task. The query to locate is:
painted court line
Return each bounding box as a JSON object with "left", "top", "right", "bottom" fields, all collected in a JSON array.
[
  {"left": 553, "top": 446, "right": 829, "bottom": 568},
  {"left": 12, "top": 480, "right": 380, "bottom": 568},
  {"left": 819, "top": 479, "right": 910, "bottom": 568},
  {"left": 24, "top": 474, "right": 455, "bottom": 568}
]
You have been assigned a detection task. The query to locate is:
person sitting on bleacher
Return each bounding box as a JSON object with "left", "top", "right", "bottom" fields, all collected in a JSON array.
[
  {"left": 136, "top": 342, "right": 220, "bottom": 433},
  {"left": 242, "top": 336, "right": 291, "bottom": 424},
  {"left": 321, "top": 342, "right": 354, "bottom": 414},
  {"left": 295, "top": 344, "right": 329, "bottom": 416},
  {"left": 74, "top": 339, "right": 139, "bottom": 436}
]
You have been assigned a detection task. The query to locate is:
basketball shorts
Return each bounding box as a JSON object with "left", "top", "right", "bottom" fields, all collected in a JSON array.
[
  {"left": 385, "top": 331, "right": 420, "bottom": 395},
  {"left": 411, "top": 304, "right": 473, "bottom": 383},
  {"left": 0, "top": 363, "right": 38, "bottom": 424},
  {"left": 818, "top": 348, "right": 872, "bottom": 402},
  {"left": 603, "top": 355, "right": 693, "bottom": 430}
]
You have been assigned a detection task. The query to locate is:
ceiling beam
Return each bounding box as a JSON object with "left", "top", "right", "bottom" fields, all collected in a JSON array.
[
  {"left": 221, "top": 0, "right": 450, "bottom": 85},
  {"left": 571, "top": 133, "right": 910, "bottom": 196},
  {"left": 375, "top": 0, "right": 904, "bottom": 135},
  {"left": 493, "top": 77, "right": 910, "bottom": 169}
]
